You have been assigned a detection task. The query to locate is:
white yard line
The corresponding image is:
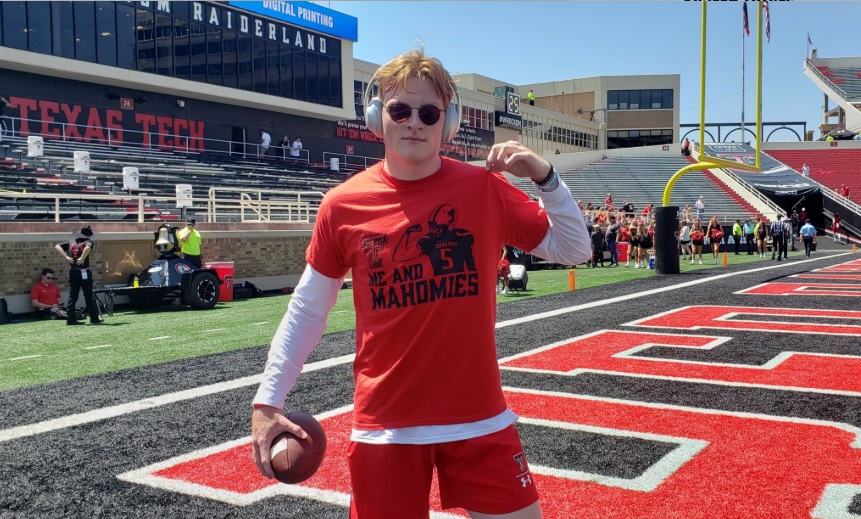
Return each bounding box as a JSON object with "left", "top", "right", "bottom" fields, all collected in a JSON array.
[
  {"left": 9, "top": 355, "right": 43, "bottom": 362},
  {"left": 84, "top": 345, "right": 112, "bottom": 350},
  {"left": 252, "top": 321, "right": 270, "bottom": 326},
  {"left": 202, "top": 328, "right": 225, "bottom": 333},
  {"left": 148, "top": 336, "right": 171, "bottom": 341},
  {"left": 0, "top": 354, "right": 355, "bottom": 444}
]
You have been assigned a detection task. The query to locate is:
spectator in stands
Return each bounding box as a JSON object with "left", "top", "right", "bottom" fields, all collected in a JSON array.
[
  {"left": 682, "top": 138, "right": 691, "bottom": 157},
  {"left": 586, "top": 202, "right": 594, "bottom": 212},
  {"left": 743, "top": 218, "right": 755, "bottom": 255},
  {"left": 622, "top": 200, "right": 635, "bottom": 220},
  {"left": 577, "top": 199, "right": 584, "bottom": 211},
  {"left": 527, "top": 89, "right": 535, "bottom": 106},
  {"left": 833, "top": 213, "right": 843, "bottom": 243},
  {"left": 641, "top": 204, "right": 652, "bottom": 219},
  {"left": 290, "top": 137, "right": 303, "bottom": 159},
  {"left": 840, "top": 184, "right": 851, "bottom": 200},
  {"left": 679, "top": 220, "right": 691, "bottom": 261},
  {"left": 801, "top": 163, "right": 810, "bottom": 178},
  {"left": 707, "top": 216, "right": 723, "bottom": 264},
  {"left": 55, "top": 226, "right": 100, "bottom": 325},
  {"left": 690, "top": 220, "right": 705, "bottom": 265},
  {"left": 695, "top": 196, "right": 705, "bottom": 218},
  {"left": 732, "top": 219, "right": 743, "bottom": 255},
  {"left": 259, "top": 130, "right": 271, "bottom": 157},
  {"left": 604, "top": 193, "right": 613, "bottom": 210},
  {"left": 755, "top": 217, "right": 767, "bottom": 258},
  {"left": 606, "top": 215, "right": 620, "bottom": 267},
  {"left": 279, "top": 135, "right": 290, "bottom": 158},
  {"left": 497, "top": 245, "right": 510, "bottom": 295},
  {"left": 800, "top": 219, "right": 817, "bottom": 259},
  {"left": 251, "top": 48, "right": 590, "bottom": 519},
  {"left": 178, "top": 217, "right": 203, "bottom": 268},
  {"left": 30, "top": 268, "right": 67, "bottom": 319}
]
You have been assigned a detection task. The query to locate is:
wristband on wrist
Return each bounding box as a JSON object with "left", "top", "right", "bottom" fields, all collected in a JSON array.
[{"left": 534, "top": 164, "right": 555, "bottom": 187}]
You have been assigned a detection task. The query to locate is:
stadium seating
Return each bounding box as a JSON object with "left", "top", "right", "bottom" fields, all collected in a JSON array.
[
  {"left": 814, "top": 65, "right": 861, "bottom": 101},
  {"left": 766, "top": 149, "right": 861, "bottom": 199},
  {"left": 510, "top": 155, "right": 761, "bottom": 222},
  {"left": 0, "top": 135, "right": 348, "bottom": 221}
]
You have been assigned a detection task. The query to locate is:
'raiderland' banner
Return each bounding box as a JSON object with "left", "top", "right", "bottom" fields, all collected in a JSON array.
[{"left": 702, "top": 143, "right": 820, "bottom": 196}]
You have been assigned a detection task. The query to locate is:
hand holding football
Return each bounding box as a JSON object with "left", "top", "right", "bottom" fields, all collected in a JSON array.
[{"left": 270, "top": 412, "right": 327, "bottom": 485}]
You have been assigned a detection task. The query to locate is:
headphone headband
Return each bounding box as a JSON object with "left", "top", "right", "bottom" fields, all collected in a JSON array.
[{"left": 363, "top": 69, "right": 462, "bottom": 143}]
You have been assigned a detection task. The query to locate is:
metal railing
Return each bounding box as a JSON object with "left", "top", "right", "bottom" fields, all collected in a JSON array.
[
  {"left": 0, "top": 116, "right": 311, "bottom": 163},
  {"left": 206, "top": 187, "right": 324, "bottom": 223},
  {"left": 0, "top": 190, "right": 319, "bottom": 224},
  {"left": 322, "top": 152, "right": 381, "bottom": 172},
  {"left": 714, "top": 167, "right": 785, "bottom": 218}
]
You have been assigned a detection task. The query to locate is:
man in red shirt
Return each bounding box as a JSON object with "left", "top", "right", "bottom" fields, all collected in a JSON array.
[
  {"left": 30, "top": 268, "right": 67, "bottom": 319},
  {"left": 251, "top": 48, "right": 590, "bottom": 518}
]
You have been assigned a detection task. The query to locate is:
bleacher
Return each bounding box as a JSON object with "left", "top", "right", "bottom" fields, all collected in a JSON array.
[
  {"left": 813, "top": 64, "right": 861, "bottom": 102},
  {"left": 766, "top": 149, "right": 861, "bottom": 200},
  {"left": 0, "top": 135, "right": 351, "bottom": 222},
  {"left": 511, "top": 155, "right": 760, "bottom": 222}
]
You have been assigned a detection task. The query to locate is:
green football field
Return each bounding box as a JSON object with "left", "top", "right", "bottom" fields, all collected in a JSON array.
[{"left": 2, "top": 250, "right": 789, "bottom": 391}]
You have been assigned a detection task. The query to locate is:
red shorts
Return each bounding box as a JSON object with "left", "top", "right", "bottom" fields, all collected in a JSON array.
[
  {"left": 497, "top": 259, "right": 511, "bottom": 279},
  {"left": 347, "top": 425, "right": 539, "bottom": 518}
]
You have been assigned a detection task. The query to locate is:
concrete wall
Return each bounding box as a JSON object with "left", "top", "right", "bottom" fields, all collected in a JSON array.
[{"left": 0, "top": 223, "right": 312, "bottom": 314}]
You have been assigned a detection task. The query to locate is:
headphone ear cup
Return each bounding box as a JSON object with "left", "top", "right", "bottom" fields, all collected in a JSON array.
[
  {"left": 365, "top": 99, "right": 384, "bottom": 139},
  {"left": 442, "top": 103, "right": 460, "bottom": 143}
]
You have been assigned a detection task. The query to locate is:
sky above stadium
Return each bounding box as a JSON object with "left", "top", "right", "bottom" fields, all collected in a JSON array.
[{"left": 327, "top": 1, "right": 861, "bottom": 142}]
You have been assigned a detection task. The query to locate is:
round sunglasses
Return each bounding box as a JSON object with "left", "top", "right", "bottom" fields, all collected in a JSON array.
[{"left": 385, "top": 102, "right": 443, "bottom": 126}]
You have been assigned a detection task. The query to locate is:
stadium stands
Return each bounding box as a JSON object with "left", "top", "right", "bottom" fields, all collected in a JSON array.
[
  {"left": 813, "top": 64, "right": 861, "bottom": 102},
  {"left": 510, "top": 155, "right": 761, "bottom": 221},
  {"left": 0, "top": 135, "right": 349, "bottom": 222},
  {"left": 766, "top": 148, "right": 861, "bottom": 200}
]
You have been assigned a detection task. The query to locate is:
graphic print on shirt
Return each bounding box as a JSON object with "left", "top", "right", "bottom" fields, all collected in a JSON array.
[{"left": 368, "top": 204, "right": 478, "bottom": 310}]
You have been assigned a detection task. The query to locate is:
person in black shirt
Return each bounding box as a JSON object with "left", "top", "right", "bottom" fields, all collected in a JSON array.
[
  {"left": 54, "top": 225, "right": 101, "bottom": 325},
  {"left": 605, "top": 215, "right": 620, "bottom": 266},
  {"left": 622, "top": 201, "right": 635, "bottom": 220}
]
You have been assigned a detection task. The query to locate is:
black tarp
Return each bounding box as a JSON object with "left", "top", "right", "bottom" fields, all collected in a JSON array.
[{"left": 701, "top": 143, "right": 821, "bottom": 196}]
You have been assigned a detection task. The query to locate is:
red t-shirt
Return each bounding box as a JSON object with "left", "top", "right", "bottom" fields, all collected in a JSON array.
[
  {"left": 307, "top": 158, "right": 548, "bottom": 430},
  {"left": 30, "top": 282, "right": 61, "bottom": 306}
]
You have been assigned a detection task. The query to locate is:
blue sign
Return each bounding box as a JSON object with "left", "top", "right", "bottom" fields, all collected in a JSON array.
[{"left": 229, "top": 1, "right": 357, "bottom": 41}]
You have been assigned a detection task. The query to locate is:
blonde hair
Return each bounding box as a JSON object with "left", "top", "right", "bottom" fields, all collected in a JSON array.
[{"left": 373, "top": 48, "right": 455, "bottom": 106}]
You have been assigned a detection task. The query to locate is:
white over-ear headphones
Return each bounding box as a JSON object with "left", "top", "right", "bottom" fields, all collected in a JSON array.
[{"left": 363, "top": 70, "right": 462, "bottom": 143}]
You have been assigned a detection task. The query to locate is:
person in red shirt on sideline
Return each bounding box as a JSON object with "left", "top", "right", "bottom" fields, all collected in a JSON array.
[
  {"left": 250, "top": 47, "right": 591, "bottom": 518},
  {"left": 30, "top": 268, "right": 67, "bottom": 319},
  {"left": 641, "top": 203, "right": 652, "bottom": 219}
]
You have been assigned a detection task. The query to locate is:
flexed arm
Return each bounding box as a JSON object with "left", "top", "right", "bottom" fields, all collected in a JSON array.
[{"left": 393, "top": 224, "right": 425, "bottom": 262}]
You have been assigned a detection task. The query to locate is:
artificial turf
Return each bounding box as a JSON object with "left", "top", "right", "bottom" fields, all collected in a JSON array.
[{"left": 0, "top": 248, "right": 805, "bottom": 391}]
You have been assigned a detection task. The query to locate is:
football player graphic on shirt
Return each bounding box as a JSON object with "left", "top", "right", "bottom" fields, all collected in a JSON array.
[{"left": 393, "top": 204, "right": 476, "bottom": 276}]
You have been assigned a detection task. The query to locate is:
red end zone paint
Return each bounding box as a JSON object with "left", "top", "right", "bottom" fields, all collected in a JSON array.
[
  {"left": 121, "top": 393, "right": 861, "bottom": 518},
  {"left": 500, "top": 330, "right": 861, "bottom": 393},
  {"left": 791, "top": 273, "right": 861, "bottom": 281},
  {"left": 626, "top": 306, "right": 861, "bottom": 336},
  {"left": 504, "top": 389, "right": 861, "bottom": 519},
  {"left": 737, "top": 282, "right": 861, "bottom": 297}
]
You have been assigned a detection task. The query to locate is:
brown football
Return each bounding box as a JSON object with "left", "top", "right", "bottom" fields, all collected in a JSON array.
[{"left": 270, "top": 412, "right": 327, "bottom": 484}]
